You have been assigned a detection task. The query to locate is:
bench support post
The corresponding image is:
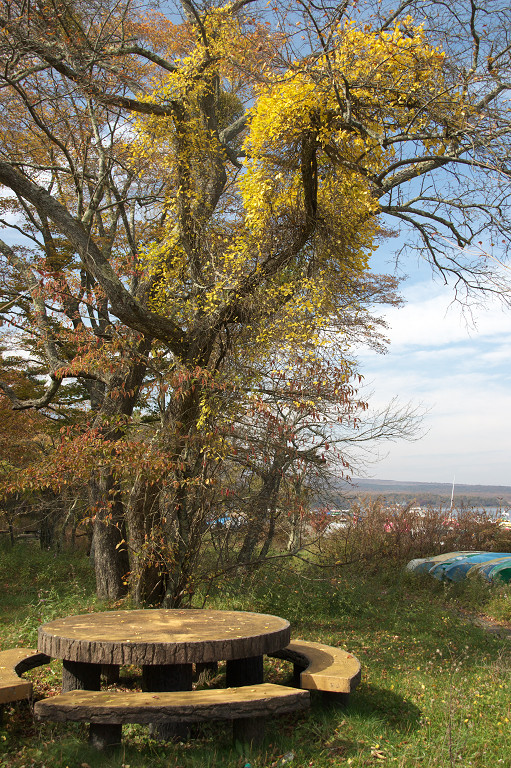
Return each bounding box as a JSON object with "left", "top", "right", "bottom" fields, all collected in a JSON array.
[
  {"left": 89, "top": 723, "right": 122, "bottom": 750},
  {"left": 233, "top": 715, "right": 265, "bottom": 745},
  {"left": 292, "top": 663, "right": 301, "bottom": 688}
]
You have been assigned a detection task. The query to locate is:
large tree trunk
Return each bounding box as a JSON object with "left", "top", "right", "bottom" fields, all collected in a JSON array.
[
  {"left": 90, "top": 470, "right": 130, "bottom": 600},
  {"left": 125, "top": 477, "right": 166, "bottom": 606},
  {"left": 162, "top": 473, "right": 209, "bottom": 607},
  {"left": 159, "top": 379, "right": 215, "bottom": 608},
  {"left": 89, "top": 337, "right": 152, "bottom": 600}
]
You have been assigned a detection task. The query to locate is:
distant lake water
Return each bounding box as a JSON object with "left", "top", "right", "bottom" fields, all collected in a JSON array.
[{"left": 338, "top": 503, "right": 511, "bottom": 518}]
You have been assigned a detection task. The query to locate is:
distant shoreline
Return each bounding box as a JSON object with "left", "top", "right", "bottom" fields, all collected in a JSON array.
[{"left": 341, "top": 478, "right": 511, "bottom": 508}]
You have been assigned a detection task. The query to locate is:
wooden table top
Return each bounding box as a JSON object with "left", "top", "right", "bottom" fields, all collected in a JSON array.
[{"left": 38, "top": 609, "right": 291, "bottom": 666}]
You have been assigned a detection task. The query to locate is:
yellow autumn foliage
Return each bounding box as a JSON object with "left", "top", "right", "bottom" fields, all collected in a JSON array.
[{"left": 130, "top": 12, "right": 452, "bottom": 358}]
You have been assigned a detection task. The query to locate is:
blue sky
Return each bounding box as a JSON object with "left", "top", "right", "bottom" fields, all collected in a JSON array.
[{"left": 357, "top": 252, "right": 511, "bottom": 487}]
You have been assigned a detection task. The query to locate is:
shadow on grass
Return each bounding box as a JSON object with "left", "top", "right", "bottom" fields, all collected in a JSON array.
[{"left": 327, "top": 684, "right": 421, "bottom": 731}]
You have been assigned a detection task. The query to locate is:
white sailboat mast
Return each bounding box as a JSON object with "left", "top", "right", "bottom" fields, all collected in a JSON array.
[{"left": 450, "top": 476, "right": 455, "bottom": 511}]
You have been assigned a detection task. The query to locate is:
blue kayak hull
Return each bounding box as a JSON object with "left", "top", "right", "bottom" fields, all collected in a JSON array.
[{"left": 407, "top": 552, "right": 511, "bottom": 582}]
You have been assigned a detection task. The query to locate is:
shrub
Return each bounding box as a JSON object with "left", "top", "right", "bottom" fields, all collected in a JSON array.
[{"left": 322, "top": 497, "right": 500, "bottom": 567}]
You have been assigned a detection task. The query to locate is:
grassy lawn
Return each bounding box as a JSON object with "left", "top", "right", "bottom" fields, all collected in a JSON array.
[{"left": 1, "top": 540, "right": 511, "bottom": 767}]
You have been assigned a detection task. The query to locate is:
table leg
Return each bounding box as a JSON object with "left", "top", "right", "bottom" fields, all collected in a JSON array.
[
  {"left": 226, "top": 655, "right": 263, "bottom": 687},
  {"left": 142, "top": 663, "right": 193, "bottom": 741},
  {"left": 101, "top": 664, "right": 120, "bottom": 685},
  {"left": 62, "top": 660, "right": 101, "bottom": 692}
]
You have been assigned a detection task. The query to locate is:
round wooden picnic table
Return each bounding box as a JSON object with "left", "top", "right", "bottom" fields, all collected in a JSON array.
[{"left": 38, "top": 609, "right": 291, "bottom": 694}]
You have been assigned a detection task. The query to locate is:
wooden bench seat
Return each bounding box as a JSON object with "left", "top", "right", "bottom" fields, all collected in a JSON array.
[
  {"left": 268, "top": 640, "right": 361, "bottom": 704},
  {"left": 0, "top": 648, "right": 51, "bottom": 723},
  {"left": 34, "top": 683, "right": 310, "bottom": 749}
]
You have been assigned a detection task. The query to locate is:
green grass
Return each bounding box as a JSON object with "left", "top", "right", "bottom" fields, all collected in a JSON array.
[
  {"left": 1, "top": 541, "right": 511, "bottom": 767},
  {"left": 0, "top": 539, "right": 99, "bottom": 647}
]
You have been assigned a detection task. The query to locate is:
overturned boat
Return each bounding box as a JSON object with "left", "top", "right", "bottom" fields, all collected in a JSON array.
[{"left": 406, "top": 552, "right": 511, "bottom": 583}]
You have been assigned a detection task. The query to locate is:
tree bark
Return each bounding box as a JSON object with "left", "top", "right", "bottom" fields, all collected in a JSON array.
[
  {"left": 89, "top": 338, "right": 152, "bottom": 601},
  {"left": 90, "top": 470, "right": 130, "bottom": 600},
  {"left": 125, "top": 478, "right": 166, "bottom": 606}
]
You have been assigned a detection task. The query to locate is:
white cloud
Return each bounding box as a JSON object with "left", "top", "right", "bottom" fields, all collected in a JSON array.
[
  {"left": 379, "top": 284, "right": 511, "bottom": 350},
  {"left": 356, "top": 279, "right": 511, "bottom": 485}
]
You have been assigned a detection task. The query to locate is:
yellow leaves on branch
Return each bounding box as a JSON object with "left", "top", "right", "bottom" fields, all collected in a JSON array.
[
  {"left": 242, "top": 17, "right": 447, "bottom": 231},
  {"left": 129, "top": 11, "right": 454, "bottom": 357}
]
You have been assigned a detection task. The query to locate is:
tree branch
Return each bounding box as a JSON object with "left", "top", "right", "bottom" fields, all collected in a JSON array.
[{"left": 0, "top": 161, "right": 188, "bottom": 351}]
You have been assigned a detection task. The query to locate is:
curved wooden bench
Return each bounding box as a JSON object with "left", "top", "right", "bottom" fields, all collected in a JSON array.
[
  {"left": 268, "top": 640, "right": 361, "bottom": 704},
  {"left": 0, "top": 648, "right": 51, "bottom": 723},
  {"left": 34, "top": 683, "right": 310, "bottom": 749}
]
